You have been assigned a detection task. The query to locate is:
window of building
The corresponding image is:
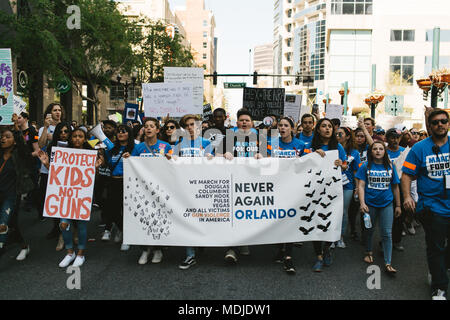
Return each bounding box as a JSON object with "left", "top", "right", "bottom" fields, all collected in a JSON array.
[
  {"left": 203, "top": 42, "right": 207, "bottom": 49},
  {"left": 203, "top": 31, "right": 208, "bottom": 38},
  {"left": 286, "top": 38, "right": 292, "bottom": 47},
  {"left": 203, "top": 64, "right": 207, "bottom": 70},
  {"left": 390, "top": 56, "right": 414, "bottom": 85},
  {"left": 297, "top": 20, "right": 326, "bottom": 81},
  {"left": 424, "top": 56, "right": 450, "bottom": 75},
  {"left": 287, "top": 24, "right": 292, "bottom": 32},
  {"left": 203, "top": 20, "right": 208, "bottom": 27},
  {"left": 390, "top": 30, "right": 415, "bottom": 41},
  {"left": 426, "top": 29, "right": 450, "bottom": 42},
  {"left": 287, "top": 9, "right": 292, "bottom": 18},
  {"left": 203, "top": 53, "right": 207, "bottom": 59},
  {"left": 331, "top": 0, "right": 372, "bottom": 15}
]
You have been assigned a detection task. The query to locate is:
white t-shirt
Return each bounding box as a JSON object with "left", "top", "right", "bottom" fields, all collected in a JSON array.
[{"left": 38, "top": 125, "right": 56, "bottom": 174}]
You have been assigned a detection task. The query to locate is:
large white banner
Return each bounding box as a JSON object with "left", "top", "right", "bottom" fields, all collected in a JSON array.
[
  {"left": 123, "top": 151, "right": 344, "bottom": 246},
  {"left": 164, "top": 67, "right": 204, "bottom": 115},
  {"left": 142, "top": 82, "right": 194, "bottom": 117}
]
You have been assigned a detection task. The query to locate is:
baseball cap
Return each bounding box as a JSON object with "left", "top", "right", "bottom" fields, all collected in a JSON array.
[{"left": 386, "top": 128, "right": 401, "bottom": 138}]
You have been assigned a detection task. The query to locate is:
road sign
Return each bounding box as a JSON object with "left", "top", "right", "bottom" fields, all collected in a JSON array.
[
  {"left": 385, "top": 95, "right": 404, "bottom": 116},
  {"left": 224, "top": 82, "right": 246, "bottom": 89}
]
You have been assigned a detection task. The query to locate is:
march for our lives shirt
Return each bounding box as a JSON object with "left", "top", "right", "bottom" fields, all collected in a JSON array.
[
  {"left": 105, "top": 146, "right": 135, "bottom": 177},
  {"left": 387, "top": 146, "right": 405, "bottom": 164},
  {"left": 218, "top": 130, "right": 263, "bottom": 158},
  {"left": 342, "top": 149, "right": 361, "bottom": 190},
  {"left": 268, "top": 137, "right": 306, "bottom": 158},
  {"left": 356, "top": 162, "right": 400, "bottom": 208},
  {"left": 173, "top": 137, "right": 213, "bottom": 157},
  {"left": 402, "top": 137, "right": 450, "bottom": 216},
  {"left": 306, "top": 143, "right": 347, "bottom": 162},
  {"left": 297, "top": 132, "right": 314, "bottom": 149},
  {"left": 131, "top": 140, "right": 172, "bottom": 158}
]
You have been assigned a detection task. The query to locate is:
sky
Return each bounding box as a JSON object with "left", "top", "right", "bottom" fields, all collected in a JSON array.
[{"left": 168, "top": 0, "right": 273, "bottom": 74}]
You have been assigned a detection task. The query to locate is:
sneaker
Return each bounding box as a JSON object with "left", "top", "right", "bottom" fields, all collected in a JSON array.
[
  {"left": 101, "top": 230, "right": 111, "bottom": 241},
  {"left": 274, "top": 249, "right": 286, "bottom": 263},
  {"left": 151, "top": 250, "right": 163, "bottom": 263},
  {"left": 56, "top": 234, "right": 65, "bottom": 251},
  {"left": 413, "top": 219, "right": 421, "bottom": 228},
  {"left": 330, "top": 242, "right": 336, "bottom": 249},
  {"left": 16, "top": 246, "right": 30, "bottom": 261},
  {"left": 138, "top": 249, "right": 150, "bottom": 265},
  {"left": 313, "top": 259, "right": 324, "bottom": 272},
  {"left": 431, "top": 289, "right": 447, "bottom": 300},
  {"left": 225, "top": 249, "right": 238, "bottom": 263},
  {"left": 179, "top": 256, "right": 197, "bottom": 270},
  {"left": 73, "top": 255, "right": 85, "bottom": 267},
  {"left": 120, "top": 244, "right": 130, "bottom": 251},
  {"left": 240, "top": 246, "right": 250, "bottom": 256},
  {"left": 323, "top": 252, "right": 333, "bottom": 266},
  {"left": 406, "top": 225, "right": 416, "bottom": 235},
  {"left": 337, "top": 239, "right": 346, "bottom": 249},
  {"left": 402, "top": 230, "right": 406, "bottom": 236},
  {"left": 393, "top": 244, "right": 405, "bottom": 252},
  {"left": 114, "top": 231, "right": 123, "bottom": 243},
  {"left": 283, "top": 258, "right": 296, "bottom": 275},
  {"left": 92, "top": 203, "right": 100, "bottom": 208},
  {"left": 59, "top": 253, "right": 76, "bottom": 268}
]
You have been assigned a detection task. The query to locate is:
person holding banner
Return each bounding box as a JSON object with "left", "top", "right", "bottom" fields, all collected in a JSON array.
[
  {"left": 0, "top": 120, "right": 35, "bottom": 259},
  {"left": 356, "top": 141, "right": 401, "bottom": 276},
  {"left": 296, "top": 114, "right": 315, "bottom": 149},
  {"left": 102, "top": 125, "right": 135, "bottom": 251},
  {"left": 160, "top": 119, "right": 181, "bottom": 146},
  {"left": 38, "top": 128, "right": 103, "bottom": 267},
  {"left": 268, "top": 117, "right": 306, "bottom": 275},
  {"left": 308, "top": 118, "right": 347, "bottom": 272},
  {"left": 131, "top": 117, "right": 173, "bottom": 265},
  {"left": 174, "top": 115, "right": 213, "bottom": 270},
  {"left": 335, "top": 127, "right": 361, "bottom": 249}
]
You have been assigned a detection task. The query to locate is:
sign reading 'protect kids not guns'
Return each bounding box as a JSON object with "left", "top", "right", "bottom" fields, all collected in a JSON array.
[{"left": 43, "top": 147, "right": 98, "bottom": 221}]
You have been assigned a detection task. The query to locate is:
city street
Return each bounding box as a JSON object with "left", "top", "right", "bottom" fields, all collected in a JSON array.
[{"left": 0, "top": 204, "right": 433, "bottom": 300}]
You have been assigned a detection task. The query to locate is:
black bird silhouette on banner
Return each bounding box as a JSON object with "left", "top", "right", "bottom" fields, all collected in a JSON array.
[
  {"left": 317, "top": 221, "right": 331, "bottom": 232},
  {"left": 299, "top": 226, "right": 315, "bottom": 235},
  {"left": 318, "top": 212, "right": 332, "bottom": 221},
  {"left": 301, "top": 211, "right": 315, "bottom": 222}
]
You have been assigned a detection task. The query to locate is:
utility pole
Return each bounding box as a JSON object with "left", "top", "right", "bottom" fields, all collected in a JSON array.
[
  {"left": 431, "top": 27, "right": 440, "bottom": 108},
  {"left": 371, "top": 64, "right": 376, "bottom": 118}
]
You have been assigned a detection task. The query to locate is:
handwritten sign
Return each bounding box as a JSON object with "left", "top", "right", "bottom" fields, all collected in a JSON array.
[
  {"left": 43, "top": 147, "right": 97, "bottom": 221},
  {"left": 284, "top": 94, "right": 302, "bottom": 123},
  {"left": 0, "top": 49, "right": 14, "bottom": 125},
  {"left": 164, "top": 67, "right": 204, "bottom": 115},
  {"left": 242, "top": 88, "right": 285, "bottom": 121},
  {"left": 13, "top": 95, "right": 27, "bottom": 115},
  {"left": 143, "top": 83, "right": 193, "bottom": 118}
]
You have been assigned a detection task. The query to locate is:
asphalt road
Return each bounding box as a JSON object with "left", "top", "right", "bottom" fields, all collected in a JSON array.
[{"left": 0, "top": 204, "right": 434, "bottom": 300}]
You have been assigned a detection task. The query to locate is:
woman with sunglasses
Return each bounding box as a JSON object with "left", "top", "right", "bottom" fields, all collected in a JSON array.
[
  {"left": 131, "top": 118, "right": 173, "bottom": 265},
  {"left": 101, "top": 125, "right": 135, "bottom": 251},
  {"left": 356, "top": 141, "right": 401, "bottom": 276},
  {"left": 268, "top": 117, "right": 306, "bottom": 275},
  {"left": 160, "top": 120, "right": 181, "bottom": 146},
  {"left": 308, "top": 118, "right": 347, "bottom": 272},
  {"left": 38, "top": 128, "right": 103, "bottom": 267},
  {"left": 335, "top": 127, "right": 361, "bottom": 249},
  {"left": 419, "top": 130, "right": 429, "bottom": 141}
]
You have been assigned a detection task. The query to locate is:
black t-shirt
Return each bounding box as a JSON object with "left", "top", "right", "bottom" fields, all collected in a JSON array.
[
  {"left": 0, "top": 156, "right": 16, "bottom": 193},
  {"left": 217, "top": 129, "right": 266, "bottom": 158},
  {"left": 22, "top": 126, "right": 38, "bottom": 154}
]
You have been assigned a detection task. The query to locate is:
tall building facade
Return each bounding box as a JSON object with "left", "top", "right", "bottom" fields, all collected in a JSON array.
[
  {"left": 175, "top": 0, "right": 217, "bottom": 104},
  {"left": 275, "top": 0, "right": 450, "bottom": 127},
  {"left": 254, "top": 43, "right": 274, "bottom": 88}
]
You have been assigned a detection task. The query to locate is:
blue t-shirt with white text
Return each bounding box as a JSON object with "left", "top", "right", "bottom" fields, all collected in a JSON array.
[{"left": 268, "top": 137, "right": 305, "bottom": 158}]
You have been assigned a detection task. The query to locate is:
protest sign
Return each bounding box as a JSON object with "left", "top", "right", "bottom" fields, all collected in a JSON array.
[
  {"left": 43, "top": 147, "right": 98, "bottom": 221},
  {"left": 203, "top": 103, "right": 213, "bottom": 122},
  {"left": 0, "top": 49, "right": 14, "bottom": 125},
  {"left": 142, "top": 83, "right": 194, "bottom": 118},
  {"left": 242, "top": 88, "right": 285, "bottom": 121},
  {"left": 164, "top": 67, "right": 204, "bottom": 115},
  {"left": 284, "top": 95, "right": 302, "bottom": 123},
  {"left": 326, "top": 104, "right": 344, "bottom": 121},
  {"left": 13, "top": 95, "right": 27, "bottom": 115},
  {"left": 123, "top": 102, "right": 139, "bottom": 124},
  {"left": 123, "top": 151, "right": 343, "bottom": 246}
]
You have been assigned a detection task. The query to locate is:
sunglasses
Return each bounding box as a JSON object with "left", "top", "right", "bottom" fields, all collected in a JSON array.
[
  {"left": 118, "top": 128, "right": 128, "bottom": 134},
  {"left": 61, "top": 130, "right": 69, "bottom": 133},
  {"left": 430, "top": 118, "right": 449, "bottom": 126},
  {"left": 419, "top": 133, "right": 427, "bottom": 137},
  {"left": 166, "top": 126, "right": 176, "bottom": 130},
  {"left": 336, "top": 133, "right": 344, "bottom": 137}
]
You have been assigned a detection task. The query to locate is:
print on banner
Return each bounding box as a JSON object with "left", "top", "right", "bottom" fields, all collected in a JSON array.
[
  {"left": 0, "top": 49, "right": 14, "bottom": 125},
  {"left": 367, "top": 169, "right": 393, "bottom": 190},
  {"left": 425, "top": 153, "right": 450, "bottom": 178},
  {"left": 43, "top": 147, "right": 97, "bottom": 221}
]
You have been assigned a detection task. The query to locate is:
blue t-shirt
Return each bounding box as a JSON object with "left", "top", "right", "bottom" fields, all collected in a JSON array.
[
  {"left": 297, "top": 132, "right": 314, "bottom": 148},
  {"left": 309, "top": 143, "right": 347, "bottom": 162},
  {"left": 356, "top": 162, "right": 400, "bottom": 208},
  {"left": 105, "top": 146, "right": 133, "bottom": 177},
  {"left": 173, "top": 137, "right": 213, "bottom": 157},
  {"left": 131, "top": 140, "right": 172, "bottom": 157},
  {"left": 387, "top": 146, "right": 405, "bottom": 165},
  {"left": 402, "top": 137, "right": 450, "bottom": 216},
  {"left": 342, "top": 149, "right": 361, "bottom": 190},
  {"left": 268, "top": 137, "right": 305, "bottom": 158}
]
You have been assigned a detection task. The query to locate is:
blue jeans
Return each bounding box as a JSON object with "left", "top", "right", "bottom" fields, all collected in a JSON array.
[
  {"left": 60, "top": 219, "right": 88, "bottom": 250},
  {"left": 186, "top": 247, "right": 195, "bottom": 258},
  {"left": 0, "top": 191, "right": 17, "bottom": 247},
  {"left": 365, "top": 203, "right": 394, "bottom": 265},
  {"left": 418, "top": 210, "right": 450, "bottom": 292},
  {"left": 341, "top": 189, "right": 353, "bottom": 238}
]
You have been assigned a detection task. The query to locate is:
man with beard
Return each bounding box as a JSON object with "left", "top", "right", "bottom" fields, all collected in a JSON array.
[
  {"left": 204, "top": 108, "right": 227, "bottom": 154},
  {"left": 402, "top": 109, "right": 450, "bottom": 300}
]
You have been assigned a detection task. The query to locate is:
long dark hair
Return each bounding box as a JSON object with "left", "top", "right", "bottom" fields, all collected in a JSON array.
[
  {"left": 68, "top": 128, "right": 91, "bottom": 149},
  {"left": 111, "top": 124, "right": 135, "bottom": 155},
  {"left": 159, "top": 119, "right": 180, "bottom": 144},
  {"left": 367, "top": 141, "right": 392, "bottom": 172},
  {"left": 280, "top": 117, "right": 295, "bottom": 137},
  {"left": 340, "top": 127, "right": 356, "bottom": 155},
  {"left": 44, "top": 102, "right": 65, "bottom": 121},
  {"left": 47, "top": 122, "right": 72, "bottom": 156},
  {"left": 311, "top": 118, "right": 338, "bottom": 151},
  {"left": 354, "top": 128, "right": 368, "bottom": 151}
]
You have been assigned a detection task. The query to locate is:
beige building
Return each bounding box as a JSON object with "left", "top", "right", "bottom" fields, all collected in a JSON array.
[
  {"left": 175, "top": 0, "right": 217, "bottom": 104},
  {"left": 254, "top": 43, "right": 274, "bottom": 88}
]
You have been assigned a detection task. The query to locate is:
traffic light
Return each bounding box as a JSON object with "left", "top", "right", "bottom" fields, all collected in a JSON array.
[
  {"left": 253, "top": 71, "right": 258, "bottom": 85},
  {"left": 213, "top": 71, "right": 217, "bottom": 86}
]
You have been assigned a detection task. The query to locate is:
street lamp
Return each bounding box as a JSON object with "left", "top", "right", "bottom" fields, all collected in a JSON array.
[{"left": 364, "top": 90, "right": 385, "bottom": 119}]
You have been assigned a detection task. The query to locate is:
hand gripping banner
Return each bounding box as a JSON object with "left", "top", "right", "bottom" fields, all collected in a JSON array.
[{"left": 123, "top": 151, "right": 343, "bottom": 246}]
